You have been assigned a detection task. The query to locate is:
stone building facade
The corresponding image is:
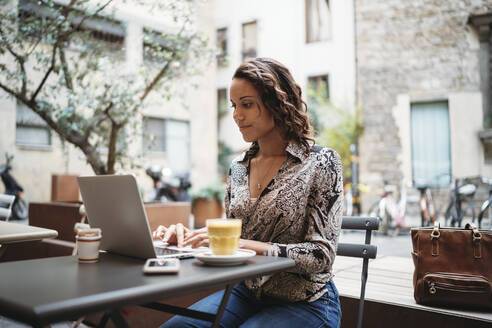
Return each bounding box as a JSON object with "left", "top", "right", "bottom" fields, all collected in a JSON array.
[{"left": 355, "top": 0, "right": 492, "bottom": 213}]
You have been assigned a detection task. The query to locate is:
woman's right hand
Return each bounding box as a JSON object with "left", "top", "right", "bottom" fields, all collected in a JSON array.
[
  {"left": 152, "top": 224, "right": 209, "bottom": 248},
  {"left": 152, "top": 223, "right": 189, "bottom": 248}
]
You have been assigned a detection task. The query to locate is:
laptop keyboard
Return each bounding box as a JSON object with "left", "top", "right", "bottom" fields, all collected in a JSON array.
[
  {"left": 155, "top": 247, "right": 182, "bottom": 256},
  {"left": 154, "top": 246, "right": 195, "bottom": 259}
]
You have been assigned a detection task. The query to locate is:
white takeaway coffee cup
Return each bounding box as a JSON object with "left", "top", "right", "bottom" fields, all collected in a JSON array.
[{"left": 76, "top": 230, "right": 102, "bottom": 263}]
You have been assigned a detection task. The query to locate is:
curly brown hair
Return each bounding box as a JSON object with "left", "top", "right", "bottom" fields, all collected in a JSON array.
[{"left": 232, "top": 57, "right": 314, "bottom": 153}]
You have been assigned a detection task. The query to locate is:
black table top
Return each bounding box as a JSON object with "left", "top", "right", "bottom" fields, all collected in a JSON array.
[{"left": 0, "top": 253, "right": 294, "bottom": 326}]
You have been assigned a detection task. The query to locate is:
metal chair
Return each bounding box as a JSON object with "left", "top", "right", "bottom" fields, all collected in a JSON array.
[
  {"left": 337, "top": 216, "right": 379, "bottom": 328},
  {"left": 0, "top": 194, "right": 16, "bottom": 221}
]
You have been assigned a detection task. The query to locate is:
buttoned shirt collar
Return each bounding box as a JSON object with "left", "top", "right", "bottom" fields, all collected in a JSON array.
[{"left": 238, "top": 140, "right": 309, "bottom": 164}]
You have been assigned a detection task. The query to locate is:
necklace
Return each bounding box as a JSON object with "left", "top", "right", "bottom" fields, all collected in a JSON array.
[
  {"left": 257, "top": 165, "right": 272, "bottom": 190},
  {"left": 253, "top": 156, "right": 285, "bottom": 190}
]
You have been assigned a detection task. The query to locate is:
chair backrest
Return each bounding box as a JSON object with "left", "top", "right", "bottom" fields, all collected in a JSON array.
[
  {"left": 337, "top": 216, "right": 379, "bottom": 328},
  {"left": 0, "top": 194, "right": 16, "bottom": 221}
]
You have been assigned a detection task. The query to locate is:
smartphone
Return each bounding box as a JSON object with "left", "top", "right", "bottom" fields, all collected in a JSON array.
[{"left": 143, "top": 258, "right": 180, "bottom": 274}]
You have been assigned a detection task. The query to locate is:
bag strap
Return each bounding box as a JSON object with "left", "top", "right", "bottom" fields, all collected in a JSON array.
[
  {"left": 430, "top": 221, "right": 440, "bottom": 256},
  {"left": 464, "top": 222, "right": 478, "bottom": 231},
  {"left": 465, "top": 222, "right": 482, "bottom": 259}
]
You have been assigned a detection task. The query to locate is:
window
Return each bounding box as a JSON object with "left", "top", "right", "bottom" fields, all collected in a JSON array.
[
  {"left": 469, "top": 13, "right": 492, "bottom": 128},
  {"left": 143, "top": 117, "right": 190, "bottom": 174},
  {"left": 308, "top": 75, "right": 330, "bottom": 101},
  {"left": 307, "top": 75, "right": 329, "bottom": 136},
  {"left": 165, "top": 120, "right": 190, "bottom": 175},
  {"left": 81, "top": 26, "right": 124, "bottom": 52},
  {"left": 18, "top": 0, "right": 124, "bottom": 53},
  {"left": 216, "top": 28, "right": 228, "bottom": 67},
  {"left": 143, "top": 28, "right": 170, "bottom": 63},
  {"left": 217, "top": 88, "right": 228, "bottom": 121},
  {"left": 143, "top": 117, "right": 166, "bottom": 153},
  {"left": 410, "top": 101, "right": 451, "bottom": 188},
  {"left": 305, "top": 0, "right": 332, "bottom": 43},
  {"left": 242, "top": 21, "right": 257, "bottom": 62},
  {"left": 15, "top": 103, "right": 51, "bottom": 147},
  {"left": 217, "top": 89, "right": 230, "bottom": 176}
]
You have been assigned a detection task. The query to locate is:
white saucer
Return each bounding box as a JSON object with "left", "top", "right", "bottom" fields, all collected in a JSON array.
[{"left": 194, "top": 249, "right": 256, "bottom": 266}]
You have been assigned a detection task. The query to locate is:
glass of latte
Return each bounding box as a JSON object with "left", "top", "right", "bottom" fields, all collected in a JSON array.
[{"left": 206, "top": 219, "right": 242, "bottom": 255}]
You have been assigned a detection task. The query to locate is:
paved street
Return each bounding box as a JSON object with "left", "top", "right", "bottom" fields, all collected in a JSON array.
[
  {"left": 338, "top": 212, "right": 423, "bottom": 259},
  {"left": 339, "top": 230, "right": 413, "bottom": 258}
]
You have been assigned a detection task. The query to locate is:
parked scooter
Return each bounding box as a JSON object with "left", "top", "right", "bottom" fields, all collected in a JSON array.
[
  {"left": 145, "top": 165, "right": 191, "bottom": 202},
  {"left": 0, "top": 153, "right": 28, "bottom": 220}
]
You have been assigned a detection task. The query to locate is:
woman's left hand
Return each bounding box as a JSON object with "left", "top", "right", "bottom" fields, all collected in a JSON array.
[
  {"left": 239, "top": 239, "right": 272, "bottom": 255},
  {"left": 179, "top": 228, "right": 272, "bottom": 255}
]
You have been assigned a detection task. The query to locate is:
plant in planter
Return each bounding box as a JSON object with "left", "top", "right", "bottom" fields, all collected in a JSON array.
[{"left": 191, "top": 182, "right": 225, "bottom": 228}]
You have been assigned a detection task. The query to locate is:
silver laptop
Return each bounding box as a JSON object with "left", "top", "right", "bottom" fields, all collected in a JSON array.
[{"left": 77, "top": 174, "right": 196, "bottom": 260}]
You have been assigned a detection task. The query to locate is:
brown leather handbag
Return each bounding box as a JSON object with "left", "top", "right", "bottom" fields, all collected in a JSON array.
[{"left": 411, "top": 222, "right": 492, "bottom": 310}]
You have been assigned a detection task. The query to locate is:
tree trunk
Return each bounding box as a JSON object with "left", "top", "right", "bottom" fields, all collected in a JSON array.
[{"left": 107, "top": 122, "right": 121, "bottom": 175}]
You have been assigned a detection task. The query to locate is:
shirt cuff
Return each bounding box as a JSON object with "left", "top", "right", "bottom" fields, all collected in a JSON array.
[{"left": 266, "top": 243, "right": 287, "bottom": 257}]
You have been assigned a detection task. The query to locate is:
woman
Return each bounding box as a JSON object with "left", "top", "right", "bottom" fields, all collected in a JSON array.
[{"left": 154, "top": 57, "right": 343, "bottom": 328}]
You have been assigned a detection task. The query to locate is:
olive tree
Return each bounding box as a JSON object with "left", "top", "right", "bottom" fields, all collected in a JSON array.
[{"left": 0, "top": 0, "right": 209, "bottom": 174}]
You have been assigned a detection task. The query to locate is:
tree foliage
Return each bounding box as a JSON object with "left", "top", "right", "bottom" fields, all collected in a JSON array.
[
  {"left": 307, "top": 82, "right": 364, "bottom": 180},
  {"left": 0, "top": 0, "right": 210, "bottom": 174}
]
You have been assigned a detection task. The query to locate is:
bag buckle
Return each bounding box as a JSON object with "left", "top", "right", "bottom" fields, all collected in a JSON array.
[{"left": 430, "top": 229, "right": 440, "bottom": 239}]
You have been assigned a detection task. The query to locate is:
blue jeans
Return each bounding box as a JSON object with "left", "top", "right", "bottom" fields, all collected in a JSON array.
[{"left": 161, "top": 280, "right": 341, "bottom": 328}]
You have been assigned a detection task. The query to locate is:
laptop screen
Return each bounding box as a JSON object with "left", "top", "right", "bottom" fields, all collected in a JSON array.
[{"left": 78, "top": 175, "right": 157, "bottom": 260}]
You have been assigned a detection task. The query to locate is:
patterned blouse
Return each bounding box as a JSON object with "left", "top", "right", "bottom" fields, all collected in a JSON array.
[{"left": 225, "top": 140, "right": 344, "bottom": 303}]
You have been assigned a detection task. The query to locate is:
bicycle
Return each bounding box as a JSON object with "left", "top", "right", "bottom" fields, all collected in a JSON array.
[
  {"left": 477, "top": 177, "right": 492, "bottom": 229},
  {"left": 368, "top": 182, "right": 406, "bottom": 235},
  {"left": 444, "top": 177, "right": 476, "bottom": 227},
  {"left": 414, "top": 184, "right": 437, "bottom": 227}
]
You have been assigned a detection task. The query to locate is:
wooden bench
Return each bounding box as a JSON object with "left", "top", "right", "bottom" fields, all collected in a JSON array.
[{"left": 334, "top": 230, "right": 492, "bottom": 328}]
